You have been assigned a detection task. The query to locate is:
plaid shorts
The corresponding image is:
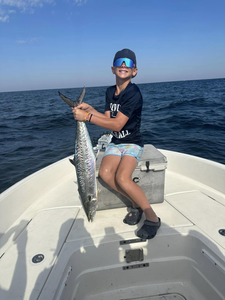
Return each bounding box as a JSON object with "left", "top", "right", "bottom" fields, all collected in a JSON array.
[{"left": 103, "top": 143, "right": 144, "bottom": 163}]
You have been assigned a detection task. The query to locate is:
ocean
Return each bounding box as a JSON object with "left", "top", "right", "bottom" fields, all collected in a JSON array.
[{"left": 0, "top": 78, "right": 225, "bottom": 194}]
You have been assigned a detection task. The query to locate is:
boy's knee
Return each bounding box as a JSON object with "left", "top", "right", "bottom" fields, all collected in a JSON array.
[
  {"left": 99, "top": 166, "right": 112, "bottom": 183},
  {"left": 115, "top": 172, "right": 127, "bottom": 188}
]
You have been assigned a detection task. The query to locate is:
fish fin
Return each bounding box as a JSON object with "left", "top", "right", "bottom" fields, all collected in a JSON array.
[
  {"left": 58, "top": 87, "right": 85, "bottom": 108},
  {"left": 69, "top": 158, "right": 76, "bottom": 166},
  {"left": 58, "top": 91, "right": 76, "bottom": 107},
  {"left": 76, "top": 86, "right": 85, "bottom": 105}
]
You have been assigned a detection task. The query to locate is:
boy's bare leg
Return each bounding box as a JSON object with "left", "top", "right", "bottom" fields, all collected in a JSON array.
[
  {"left": 115, "top": 155, "right": 158, "bottom": 223},
  {"left": 99, "top": 155, "right": 138, "bottom": 207},
  {"left": 99, "top": 155, "right": 158, "bottom": 222}
]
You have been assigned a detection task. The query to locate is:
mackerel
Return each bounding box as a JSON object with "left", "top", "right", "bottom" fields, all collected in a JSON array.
[{"left": 58, "top": 88, "right": 97, "bottom": 221}]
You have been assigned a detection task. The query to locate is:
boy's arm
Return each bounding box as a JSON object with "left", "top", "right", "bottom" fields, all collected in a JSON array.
[
  {"left": 74, "top": 103, "right": 108, "bottom": 118},
  {"left": 90, "top": 111, "right": 128, "bottom": 131},
  {"left": 72, "top": 108, "right": 128, "bottom": 132}
]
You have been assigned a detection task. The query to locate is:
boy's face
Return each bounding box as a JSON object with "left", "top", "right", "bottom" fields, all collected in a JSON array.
[{"left": 111, "top": 62, "right": 138, "bottom": 80}]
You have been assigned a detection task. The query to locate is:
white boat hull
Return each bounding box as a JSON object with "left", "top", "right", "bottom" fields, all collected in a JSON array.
[{"left": 0, "top": 147, "right": 225, "bottom": 300}]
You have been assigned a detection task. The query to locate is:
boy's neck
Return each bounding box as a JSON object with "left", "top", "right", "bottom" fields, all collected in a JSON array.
[{"left": 115, "top": 78, "right": 131, "bottom": 96}]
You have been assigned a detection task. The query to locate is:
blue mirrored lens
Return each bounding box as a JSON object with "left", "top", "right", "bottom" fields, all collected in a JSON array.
[{"left": 113, "top": 58, "right": 134, "bottom": 68}]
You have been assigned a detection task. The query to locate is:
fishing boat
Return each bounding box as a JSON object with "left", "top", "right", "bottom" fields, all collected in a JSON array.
[{"left": 0, "top": 135, "right": 225, "bottom": 300}]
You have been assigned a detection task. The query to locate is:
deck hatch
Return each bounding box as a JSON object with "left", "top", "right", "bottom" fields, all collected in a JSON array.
[{"left": 124, "top": 248, "right": 144, "bottom": 263}]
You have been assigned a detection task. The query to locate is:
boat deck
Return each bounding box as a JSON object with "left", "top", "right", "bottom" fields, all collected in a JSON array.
[{"left": 0, "top": 149, "right": 225, "bottom": 300}]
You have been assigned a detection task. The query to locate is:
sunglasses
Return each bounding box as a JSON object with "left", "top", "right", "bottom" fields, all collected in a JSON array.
[{"left": 113, "top": 58, "right": 134, "bottom": 68}]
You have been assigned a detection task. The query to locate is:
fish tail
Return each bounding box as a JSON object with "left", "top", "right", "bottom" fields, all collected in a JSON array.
[{"left": 58, "top": 87, "right": 85, "bottom": 108}]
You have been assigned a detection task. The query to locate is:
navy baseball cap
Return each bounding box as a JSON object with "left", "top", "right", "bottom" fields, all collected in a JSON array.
[{"left": 113, "top": 49, "right": 137, "bottom": 67}]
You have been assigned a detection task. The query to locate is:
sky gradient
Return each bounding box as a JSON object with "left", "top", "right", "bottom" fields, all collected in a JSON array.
[{"left": 0, "top": 0, "right": 225, "bottom": 92}]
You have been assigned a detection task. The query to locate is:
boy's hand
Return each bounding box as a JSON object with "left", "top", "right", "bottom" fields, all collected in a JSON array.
[
  {"left": 76, "top": 103, "right": 93, "bottom": 113},
  {"left": 72, "top": 107, "right": 87, "bottom": 121}
]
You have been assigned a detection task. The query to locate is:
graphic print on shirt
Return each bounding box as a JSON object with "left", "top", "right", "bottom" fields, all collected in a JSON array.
[
  {"left": 110, "top": 103, "right": 120, "bottom": 118},
  {"left": 110, "top": 103, "right": 131, "bottom": 139}
]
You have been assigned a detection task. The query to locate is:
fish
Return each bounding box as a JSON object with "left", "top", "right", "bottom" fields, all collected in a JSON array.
[{"left": 58, "top": 87, "right": 97, "bottom": 221}]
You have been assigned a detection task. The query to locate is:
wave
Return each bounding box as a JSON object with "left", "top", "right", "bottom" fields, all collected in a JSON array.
[{"left": 153, "top": 97, "right": 224, "bottom": 113}]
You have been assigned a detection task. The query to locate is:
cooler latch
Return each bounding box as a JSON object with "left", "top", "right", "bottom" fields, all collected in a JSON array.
[{"left": 146, "top": 161, "right": 150, "bottom": 172}]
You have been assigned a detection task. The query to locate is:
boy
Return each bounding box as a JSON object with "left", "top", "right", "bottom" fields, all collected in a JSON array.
[{"left": 72, "top": 48, "right": 161, "bottom": 239}]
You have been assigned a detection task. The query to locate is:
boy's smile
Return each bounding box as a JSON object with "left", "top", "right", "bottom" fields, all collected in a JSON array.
[{"left": 118, "top": 66, "right": 129, "bottom": 74}]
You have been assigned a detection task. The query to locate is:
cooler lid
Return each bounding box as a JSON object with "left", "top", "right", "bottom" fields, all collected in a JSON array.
[{"left": 138, "top": 144, "right": 167, "bottom": 171}]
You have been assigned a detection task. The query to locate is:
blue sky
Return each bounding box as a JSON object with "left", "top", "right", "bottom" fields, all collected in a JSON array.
[{"left": 0, "top": 0, "right": 225, "bottom": 92}]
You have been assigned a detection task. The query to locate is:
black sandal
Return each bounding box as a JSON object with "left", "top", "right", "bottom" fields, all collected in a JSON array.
[
  {"left": 123, "top": 207, "right": 143, "bottom": 225},
  {"left": 136, "top": 218, "right": 161, "bottom": 239}
]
